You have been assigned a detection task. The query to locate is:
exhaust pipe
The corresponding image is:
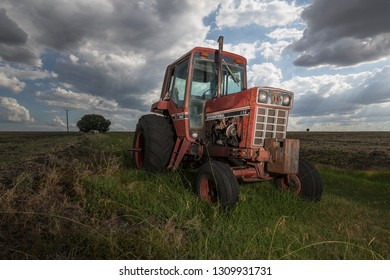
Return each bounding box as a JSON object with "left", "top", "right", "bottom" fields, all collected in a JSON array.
[{"left": 217, "top": 36, "right": 223, "bottom": 98}]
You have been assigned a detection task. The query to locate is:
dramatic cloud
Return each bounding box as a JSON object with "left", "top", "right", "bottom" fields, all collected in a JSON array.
[
  {"left": 286, "top": 66, "right": 390, "bottom": 131},
  {"left": 291, "top": 0, "right": 390, "bottom": 67},
  {"left": 216, "top": 0, "right": 303, "bottom": 28},
  {"left": 290, "top": 101, "right": 390, "bottom": 131},
  {"left": 0, "top": 97, "right": 33, "bottom": 123},
  {"left": 0, "top": 8, "right": 41, "bottom": 66},
  {"left": 248, "top": 63, "right": 283, "bottom": 87},
  {"left": 0, "top": 72, "right": 26, "bottom": 93},
  {"left": 258, "top": 28, "right": 304, "bottom": 61},
  {"left": 35, "top": 87, "right": 143, "bottom": 120},
  {"left": 6, "top": 0, "right": 216, "bottom": 55},
  {"left": 47, "top": 116, "right": 66, "bottom": 128},
  {"left": 1, "top": 0, "right": 389, "bottom": 131},
  {"left": 1, "top": 65, "right": 57, "bottom": 81},
  {"left": 259, "top": 41, "right": 290, "bottom": 61},
  {"left": 283, "top": 68, "right": 380, "bottom": 116},
  {"left": 0, "top": 8, "right": 27, "bottom": 45},
  {"left": 225, "top": 42, "right": 259, "bottom": 61},
  {"left": 0, "top": 65, "right": 57, "bottom": 94},
  {"left": 266, "top": 28, "right": 303, "bottom": 41},
  {"left": 0, "top": 45, "right": 41, "bottom": 67},
  {"left": 5, "top": 0, "right": 112, "bottom": 51},
  {"left": 3, "top": 0, "right": 219, "bottom": 112},
  {"left": 53, "top": 46, "right": 151, "bottom": 111},
  {"left": 36, "top": 87, "right": 121, "bottom": 111}
]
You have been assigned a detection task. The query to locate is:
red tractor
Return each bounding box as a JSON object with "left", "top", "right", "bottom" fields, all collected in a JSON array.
[{"left": 132, "top": 37, "right": 323, "bottom": 208}]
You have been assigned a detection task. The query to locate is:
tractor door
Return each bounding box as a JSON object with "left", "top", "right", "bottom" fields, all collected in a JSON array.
[
  {"left": 159, "top": 57, "right": 190, "bottom": 138},
  {"left": 188, "top": 58, "right": 218, "bottom": 129},
  {"left": 164, "top": 58, "right": 188, "bottom": 109}
]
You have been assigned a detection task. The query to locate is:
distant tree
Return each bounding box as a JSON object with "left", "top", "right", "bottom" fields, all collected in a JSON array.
[
  {"left": 77, "top": 114, "right": 111, "bottom": 133},
  {"left": 306, "top": 128, "right": 310, "bottom": 132}
]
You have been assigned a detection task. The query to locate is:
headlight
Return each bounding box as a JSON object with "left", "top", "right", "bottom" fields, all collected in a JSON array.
[
  {"left": 258, "top": 90, "right": 268, "bottom": 103},
  {"left": 282, "top": 94, "right": 291, "bottom": 106}
]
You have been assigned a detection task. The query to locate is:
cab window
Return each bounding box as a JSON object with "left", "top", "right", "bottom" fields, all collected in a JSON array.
[{"left": 165, "top": 58, "right": 189, "bottom": 108}]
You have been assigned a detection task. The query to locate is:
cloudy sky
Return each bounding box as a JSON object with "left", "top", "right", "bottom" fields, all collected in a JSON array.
[{"left": 1, "top": 0, "right": 389, "bottom": 131}]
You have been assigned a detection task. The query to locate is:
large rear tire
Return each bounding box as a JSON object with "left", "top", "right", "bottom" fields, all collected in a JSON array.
[
  {"left": 275, "top": 158, "right": 323, "bottom": 201},
  {"left": 133, "top": 114, "right": 175, "bottom": 172},
  {"left": 194, "top": 161, "right": 240, "bottom": 209}
]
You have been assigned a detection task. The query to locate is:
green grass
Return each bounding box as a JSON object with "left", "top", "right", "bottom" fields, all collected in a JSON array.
[{"left": 0, "top": 132, "right": 389, "bottom": 259}]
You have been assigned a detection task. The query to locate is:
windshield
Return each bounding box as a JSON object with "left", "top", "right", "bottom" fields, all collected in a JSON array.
[{"left": 190, "top": 59, "right": 244, "bottom": 99}]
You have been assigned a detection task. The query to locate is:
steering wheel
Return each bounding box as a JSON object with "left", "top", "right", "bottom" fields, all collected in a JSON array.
[{"left": 201, "top": 88, "right": 217, "bottom": 99}]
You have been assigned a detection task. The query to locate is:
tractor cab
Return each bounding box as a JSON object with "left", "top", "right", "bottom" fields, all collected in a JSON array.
[
  {"left": 152, "top": 42, "right": 247, "bottom": 142},
  {"left": 188, "top": 51, "right": 246, "bottom": 129}
]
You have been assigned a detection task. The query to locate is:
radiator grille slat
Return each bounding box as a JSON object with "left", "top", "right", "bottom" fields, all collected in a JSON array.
[{"left": 253, "top": 107, "right": 288, "bottom": 146}]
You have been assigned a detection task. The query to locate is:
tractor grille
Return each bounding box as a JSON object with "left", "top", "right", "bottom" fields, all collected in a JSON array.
[{"left": 253, "top": 107, "right": 288, "bottom": 146}]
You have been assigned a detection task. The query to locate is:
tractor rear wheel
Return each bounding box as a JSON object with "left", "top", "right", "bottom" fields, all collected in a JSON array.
[
  {"left": 275, "top": 158, "right": 323, "bottom": 201},
  {"left": 194, "top": 161, "right": 240, "bottom": 209},
  {"left": 133, "top": 114, "right": 175, "bottom": 172}
]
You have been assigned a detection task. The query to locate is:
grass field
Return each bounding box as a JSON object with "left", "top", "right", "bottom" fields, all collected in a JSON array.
[{"left": 0, "top": 132, "right": 389, "bottom": 259}]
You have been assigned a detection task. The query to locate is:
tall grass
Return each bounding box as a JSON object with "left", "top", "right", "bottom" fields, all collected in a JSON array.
[{"left": 0, "top": 133, "right": 388, "bottom": 259}]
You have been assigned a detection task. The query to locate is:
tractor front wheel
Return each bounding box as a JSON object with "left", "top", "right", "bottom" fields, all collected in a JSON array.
[
  {"left": 275, "top": 158, "right": 323, "bottom": 201},
  {"left": 133, "top": 114, "right": 174, "bottom": 172},
  {"left": 194, "top": 161, "right": 240, "bottom": 209}
]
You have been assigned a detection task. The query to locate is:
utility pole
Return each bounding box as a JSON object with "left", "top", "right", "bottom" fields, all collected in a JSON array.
[{"left": 66, "top": 109, "right": 69, "bottom": 132}]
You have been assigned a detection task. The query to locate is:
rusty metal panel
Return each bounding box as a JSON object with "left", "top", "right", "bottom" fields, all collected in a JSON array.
[{"left": 265, "top": 138, "right": 300, "bottom": 174}]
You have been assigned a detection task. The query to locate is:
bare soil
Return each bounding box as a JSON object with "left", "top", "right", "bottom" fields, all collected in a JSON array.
[
  {"left": 288, "top": 131, "right": 390, "bottom": 170},
  {"left": 0, "top": 132, "right": 83, "bottom": 189}
]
